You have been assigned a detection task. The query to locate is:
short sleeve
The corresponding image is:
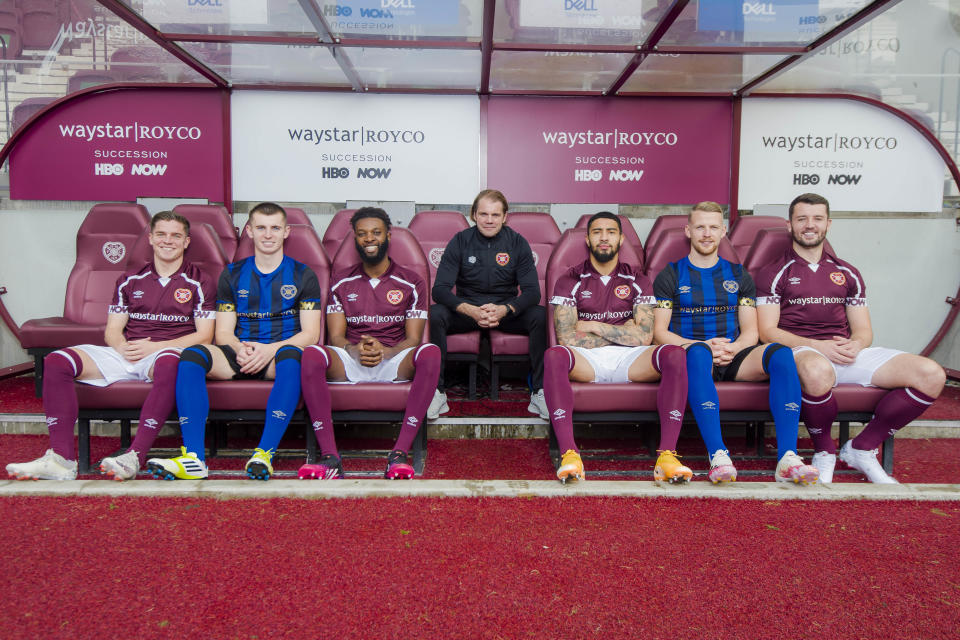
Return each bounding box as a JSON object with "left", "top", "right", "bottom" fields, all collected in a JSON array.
[
  {"left": 298, "top": 266, "right": 323, "bottom": 311},
  {"left": 549, "top": 269, "right": 579, "bottom": 307},
  {"left": 216, "top": 266, "right": 235, "bottom": 313},
  {"left": 737, "top": 267, "right": 756, "bottom": 307},
  {"left": 632, "top": 272, "right": 656, "bottom": 306},
  {"left": 108, "top": 271, "right": 130, "bottom": 315},
  {"left": 653, "top": 264, "right": 678, "bottom": 308},
  {"left": 195, "top": 271, "right": 217, "bottom": 320},
  {"left": 405, "top": 270, "right": 429, "bottom": 320}
]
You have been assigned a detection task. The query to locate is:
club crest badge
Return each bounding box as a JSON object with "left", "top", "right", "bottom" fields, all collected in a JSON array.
[
  {"left": 495, "top": 252, "right": 510, "bottom": 266},
  {"left": 174, "top": 288, "right": 192, "bottom": 304},
  {"left": 429, "top": 248, "right": 445, "bottom": 268},
  {"left": 830, "top": 272, "right": 846, "bottom": 286},
  {"left": 386, "top": 289, "right": 404, "bottom": 305},
  {"left": 102, "top": 242, "right": 125, "bottom": 265},
  {"left": 280, "top": 284, "right": 298, "bottom": 300},
  {"left": 614, "top": 285, "right": 631, "bottom": 299},
  {"left": 722, "top": 280, "right": 739, "bottom": 293}
]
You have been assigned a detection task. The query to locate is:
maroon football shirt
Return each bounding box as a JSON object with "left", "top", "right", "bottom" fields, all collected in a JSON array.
[
  {"left": 327, "top": 261, "right": 428, "bottom": 347},
  {"left": 755, "top": 247, "right": 866, "bottom": 340},
  {"left": 108, "top": 261, "right": 216, "bottom": 342},
  {"left": 550, "top": 258, "right": 654, "bottom": 324}
]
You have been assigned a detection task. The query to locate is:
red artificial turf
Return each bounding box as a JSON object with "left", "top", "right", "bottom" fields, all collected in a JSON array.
[{"left": 1, "top": 496, "right": 958, "bottom": 639}]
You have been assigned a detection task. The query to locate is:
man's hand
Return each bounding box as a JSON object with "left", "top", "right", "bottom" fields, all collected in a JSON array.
[
  {"left": 119, "top": 338, "right": 158, "bottom": 362},
  {"left": 236, "top": 342, "right": 274, "bottom": 374},
  {"left": 576, "top": 320, "right": 602, "bottom": 335},
  {"left": 357, "top": 334, "right": 384, "bottom": 368},
  {"left": 478, "top": 303, "right": 507, "bottom": 328},
  {"left": 457, "top": 303, "right": 487, "bottom": 325},
  {"left": 815, "top": 336, "right": 862, "bottom": 364},
  {"left": 705, "top": 337, "right": 735, "bottom": 366}
]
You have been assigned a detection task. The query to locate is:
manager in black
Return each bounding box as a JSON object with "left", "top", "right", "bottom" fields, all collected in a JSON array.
[{"left": 428, "top": 189, "right": 547, "bottom": 420}]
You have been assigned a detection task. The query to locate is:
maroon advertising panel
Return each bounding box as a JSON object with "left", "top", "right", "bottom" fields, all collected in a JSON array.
[
  {"left": 487, "top": 97, "right": 732, "bottom": 204},
  {"left": 10, "top": 89, "right": 224, "bottom": 202}
]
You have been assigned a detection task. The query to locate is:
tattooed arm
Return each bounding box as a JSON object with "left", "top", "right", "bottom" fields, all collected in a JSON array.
[
  {"left": 576, "top": 304, "right": 654, "bottom": 347},
  {"left": 554, "top": 304, "right": 614, "bottom": 348}
]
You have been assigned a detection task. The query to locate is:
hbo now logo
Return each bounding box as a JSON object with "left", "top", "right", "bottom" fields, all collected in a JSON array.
[
  {"left": 322, "top": 167, "right": 350, "bottom": 179},
  {"left": 95, "top": 163, "right": 124, "bottom": 176},
  {"left": 95, "top": 163, "right": 168, "bottom": 176},
  {"left": 794, "top": 173, "right": 862, "bottom": 185},
  {"left": 575, "top": 169, "right": 602, "bottom": 182}
]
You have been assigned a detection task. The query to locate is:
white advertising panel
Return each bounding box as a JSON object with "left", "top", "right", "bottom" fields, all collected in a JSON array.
[
  {"left": 141, "top": 0, "right": 267, "bottom": 25},
  {"left": 518, "top": 0, "right": 645, "bottom": 30},
  {"left": 231, "top": 92, "right": 480, "bottom": 203},
  {"left": 739, "top": 98, "right": 945, "bottom": 212}
]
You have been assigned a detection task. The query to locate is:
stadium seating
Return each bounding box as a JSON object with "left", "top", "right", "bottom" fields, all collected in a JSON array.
[
  {"left": 575, "top": 213, "right": 644, "bottom": 263},
  {"left": 20, "top": 203, "right": 151, "bottom": 393},
  {"left": 643, "top": 214, "right": 687, "bottom": 250},
  {"left": 11, "top": 96, "right": 53, "bottom": 133},
  {"left": 321, "top": 208, "right": 357, "bottom": 259},
  {"left": 742, "top": 227, "right": 836, "bottom": 276},
  {"left": 110, "top": 46, "right": 168, "bottom": 82},
  {"left": 544, "top": 229, "right": 892, "bottom": 472},
  {"left": 409, "top": 210, "right": 480, "bottom": 399},
  {"left": 488, "top": 212, "right": 559, "bottom": 400},
  {"left": 283, "top": 207, "right": 313, "bottom": 227},
  {"left": 727, "top": 215, "right": 787, "bottom": 261},
  {"left": 172, "top": 203, "right": 236, "bottom": 262},
  {"left": 643, "top": 226, "right": 740, "bottom": 277},
  {"left": 20, "top": 0, "right": 60, "bottom": 50},
  {"left": 68, "top": 70, "right": 119, "bottom": 94}
]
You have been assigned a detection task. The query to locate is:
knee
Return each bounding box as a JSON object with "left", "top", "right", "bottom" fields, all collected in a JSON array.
[
  {"left": 685, "top": 342, "right": 712, "bottom": 369},
  {"left": 414, "top": 343, "right": 441, "bottom": 366},
  {"left": 179, "top": 345, "right": 212, "bottom": 373},
  {"left": 762, "top": 343, "right": 796, "bottom": 376},
  {"left": 523, "top": 305, "right": 546, "bottom": 330},
  {"left": 795, "top": 353, "right": 834, "bottom": 396},
  {"left": 655, "top": 344, "right": 686, "bottom": 374},
  {"left": 44, "top": 349, "right": 78, "bottom": 375},
  {"left": 545, "top": 345, "right": 573, "bottom": 372},
  {"left": 302, "top": 345, "right": 330, "bottom": 372},
  {"left": 152, "top": 349, "right": 181, "bottom": 376},
  {"left": 275, "top": 345, "right": 302, "bottom": 365},
  {"left": 915, "top": 358, "right": 946, "bottom": 397},
  {"left": 429, "top": 304, "right": 452, "bottom": 330}
]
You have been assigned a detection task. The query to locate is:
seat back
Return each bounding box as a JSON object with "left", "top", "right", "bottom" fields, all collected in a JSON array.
[
  {"left": 643, "top": 227, "right": 740, "bottom": 278},
  {"left": 574, "top": 213, "right": 644, "bottom": 269},
  {"left": 235, "top": 224, "right": 330, "bottom": 342},
  {"left": 110, "top": 46, "right": 166, "bottom": 81},
  {"left": 545, "top": 229, "right": 644, "bottom": 346},
  {"left": 284, "top": 207, "right": 313, "bottom": 227},
  {"left": 728, "top": 215, "right": 787, "bottom": 261},
  {"left": 21, "top": 1, "right": 60, "bottom": 49},
  {"left": 68, "top": 70, "right": 118, "bottom": 93},
  {"left": 743, "top": 227, "right": 836, "bottom": 276},
  {"left": 63, "top": 203, "right": 152, "bottom": 324},
  {"left": 321, "top": 209, "right": 357, "bottom": 259},
  {"left": 172, "top": 204, "right": 236, "bottom": 261},
  {"left": 408, "top": 210, "right": 468, "bottom": 238},
  {"left": 11, "top": 96, "right": 53, "bottom": 133},
  {"left": 506, "top": 211, "right": 561, "bottom": 245},
  {"left": 644, "top": 214, "right": 688, "bottom": 250}
]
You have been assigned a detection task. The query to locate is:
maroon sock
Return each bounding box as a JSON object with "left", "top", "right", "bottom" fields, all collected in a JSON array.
[
  {"left": 394, "top": 344, "right": 441, "bottom": 453},
  {"left": 544, "top": 345, "right": 577, "bottom": 453},
  {"left": 651, "top": 345, "right": 687, "bottom": 451},
  {"left": 852, "top": 387, "right": 934, "bottom": 451},
  {"left": 801, "top": 391, "right": 838, "bottom": 454},
  {"left": 43, "top": 349, "right": 82, "bottom": 461},
  {"left": 301, "top": 346, "right": 338, "bottom": 458},
  {"left": 129, "top": 350, "right": 179, "bottom": 465}
]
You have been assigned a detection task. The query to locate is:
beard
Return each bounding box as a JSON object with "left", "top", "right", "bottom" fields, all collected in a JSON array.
[
  {"left": 792, "top": 229, "right": 826, "bottom": 248},
  {"left": 690, "top": 238, "right": 717, "bottom": 257},
  {"left": 589, "top": 243, "right": 619, "bottom": 264},
  {"left": 357, "top": 237, "right": 389, "bottom": 264}
]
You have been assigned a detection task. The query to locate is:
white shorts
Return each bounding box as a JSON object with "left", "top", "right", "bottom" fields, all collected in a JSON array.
[
  {"left": 571, "top": 345, "right": 653, "bottom": 384},
  {"left": 326, "top": 345, "right": 415, "bottom": 384},
  {"left": 792, "top": 345, "right": 904, "bottom": 387},
  {"left": 70, "top": 345, "right": 182, "bottom": 387}
]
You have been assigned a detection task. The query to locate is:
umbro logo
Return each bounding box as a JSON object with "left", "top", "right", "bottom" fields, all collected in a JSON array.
[
  {"left": 238, "top": 289, "right": 249, "bottom": 297},
  {"left": 133, "top": 290, "right": 145, "bottom": 299},
  {"left": 46, "top": 417, "right": 57, "bottom": 426},
  {"left": 808, "top": 427, "right": 822, "bottom": 434},
  {"left": 788, "top": 277, "right": 801, "bottom": 285},
  {"left": 785, "top": 402, "right": 800, "bottom": 412},
  {"left": 143, "top": 418, "right": 158, "bottom": 429},
  {"left": 347, "top": 293, "right": 359, "bottom": 302},
  {"left": 313, "top": 420, "right": 324, "bottom": 431},
  {"left": 407, "top": 416, "right": 418, "bottom": 426},
  {"left": 701, "top": 401, "right": 717, "bottom": 410},
  {"left": 679, "top": 286, "right": 692, "bottom": 294},
  {"left": 581, "top": 291, "right": 592, "bottom": 298},
  {"left": 272, "top": 410, "right": 287, "bottom": 419},
  {"left": 669, "top": 409, "right": 682, "bottom": 421},
  {"left": 553, "top": 408, "right": 566, "bottom": 419},
  {"left": 179, "top": 416, "right": 189, "bottom": 424}
]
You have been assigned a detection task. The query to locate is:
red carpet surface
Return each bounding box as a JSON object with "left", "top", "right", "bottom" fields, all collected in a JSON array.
[{"left": 1, "top": 496, "right": 958, "bottom": 639}]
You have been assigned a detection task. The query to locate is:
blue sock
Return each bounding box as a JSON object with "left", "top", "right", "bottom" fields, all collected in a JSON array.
[
  {"left": 257, "top": 346, "right": 302, "bottom": 453},
  {"left": 176, "top": 346, "right": 211, "bottom": 461},
  {"left": 763, "top": 344, "right": 802, "bottom": 460},
  {"left": 685, "top": 343, "right": 726, "bottom": 455}
]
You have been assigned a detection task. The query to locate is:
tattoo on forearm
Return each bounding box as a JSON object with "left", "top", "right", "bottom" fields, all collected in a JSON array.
[
  {"left": 587, "top": 305, "right": 654, "bottom": 347},
  {"left": 554, "top": 305, "right": 613, "bottom": 348}
]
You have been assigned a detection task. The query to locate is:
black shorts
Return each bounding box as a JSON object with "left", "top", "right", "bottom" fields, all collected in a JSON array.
[
  {"left": 220, "top": 344, "right": 270, "bottom": 381},
  {"left": 713, "top": 343, "right": 762, "bottom": 382}
]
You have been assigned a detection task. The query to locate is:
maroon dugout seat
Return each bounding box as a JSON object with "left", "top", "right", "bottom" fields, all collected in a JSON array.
[
  {"left": 643, "top": 214, "right": 687, "bottom": 250},
  {"left": 67, "top": 70, "right": 118, "bottom": 94},
  {"left": 11, "top": 96, "right": 53, "bottom": 133},
  {"left": 110, "top": 46, "right": 167, "bottom": 82},
  {"left": 172, "top": 203, "right": 236, "bottom": 261},
  {"left": 505, "top": 211, "right": 561, "bottom": 245},
  {"left": 742, "top": 227, "right": 837, "bottom": 277},
  {"left": 20, "top": 0, "right": 60, "bottom": 50},
  {"left": 727, "top": 215, "right": 787, "bottom": 262},
  {"left": 321, "top": 209, "right": 357, "bottom": 259},
  {"left": 0, "top": 17, "right": 23, "bottom": 61},
  {"left": 283, "top": 207, "right": 313, "bottom": 227},
  {"left": 576, "top": 213, "right": 644, "bottom": 264},
  {"left": 643, "top": 227, "right": 740, "bottom": 278}
]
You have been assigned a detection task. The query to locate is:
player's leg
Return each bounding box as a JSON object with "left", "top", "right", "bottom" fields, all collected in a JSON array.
[
  {"left": 632, "top": 345, "right": 692, "bottom": 483},
  {"left": 793, "top": 348, "right": 839, "bottom": 481},
  {"left": 5, "top": 347, "right": 93, "bottom": 480},
  {"left": 388, "top": 343, "right": 441, "bottom": 479},
  {"left": 100, "top": 349, "right": 182, "bottom": 481},
  {"left": 427, "top": 303, "right": 475, "bottom": 418},
  {"left": 684, "top": 342, "right": 735, "bottom": 482},
  {"left": 247, "top": 346, "right": 304, "bottom": 480},
  {"left": 298, "top": 345, "right": 342, "bottom": 479},
  {"left": 543, "top": 345, "right": 593, "bottom": 483},
  {"left": 842, "top": 352, "right": 945, "bottom": 483},
  {"left": 736, "top": 344, "right": 818, "bottom": 484},
  {"left": 497, "top": 306, "right": 548, "bottom": 418},
  {"left": 146, "top": 345, "right": 231, "bottom": 480}
]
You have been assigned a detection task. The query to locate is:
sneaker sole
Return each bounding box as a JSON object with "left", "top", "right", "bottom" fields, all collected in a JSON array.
[
  {"left": 427, "top": 402, "right": 450, "bottom": 420},
  {"left": 709, "top": 466, "right": 737, "bottom": 483},
  {"left": 246, "top": 461, "right": 272, "bottom": 481},
  {"left": 298, "top": 464, "right": 341, "bottom": 480},
  {"left": 556, "top": 467, "right": 584, "bottom": 483},
  {"left": 145, "top": 461, "right": 207, "bottom": 481},
  {"left": 385, "top": 463, "right": 415, "bottom": 480},
  {"left": 654, "top": 467, "right": 693, "bottom": 484},
  {"left": 99, "top": 462, "right": 135, "bottom": 482},
  {"left": 776, "top": 467, "right": 820, "bottom": 485}
]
